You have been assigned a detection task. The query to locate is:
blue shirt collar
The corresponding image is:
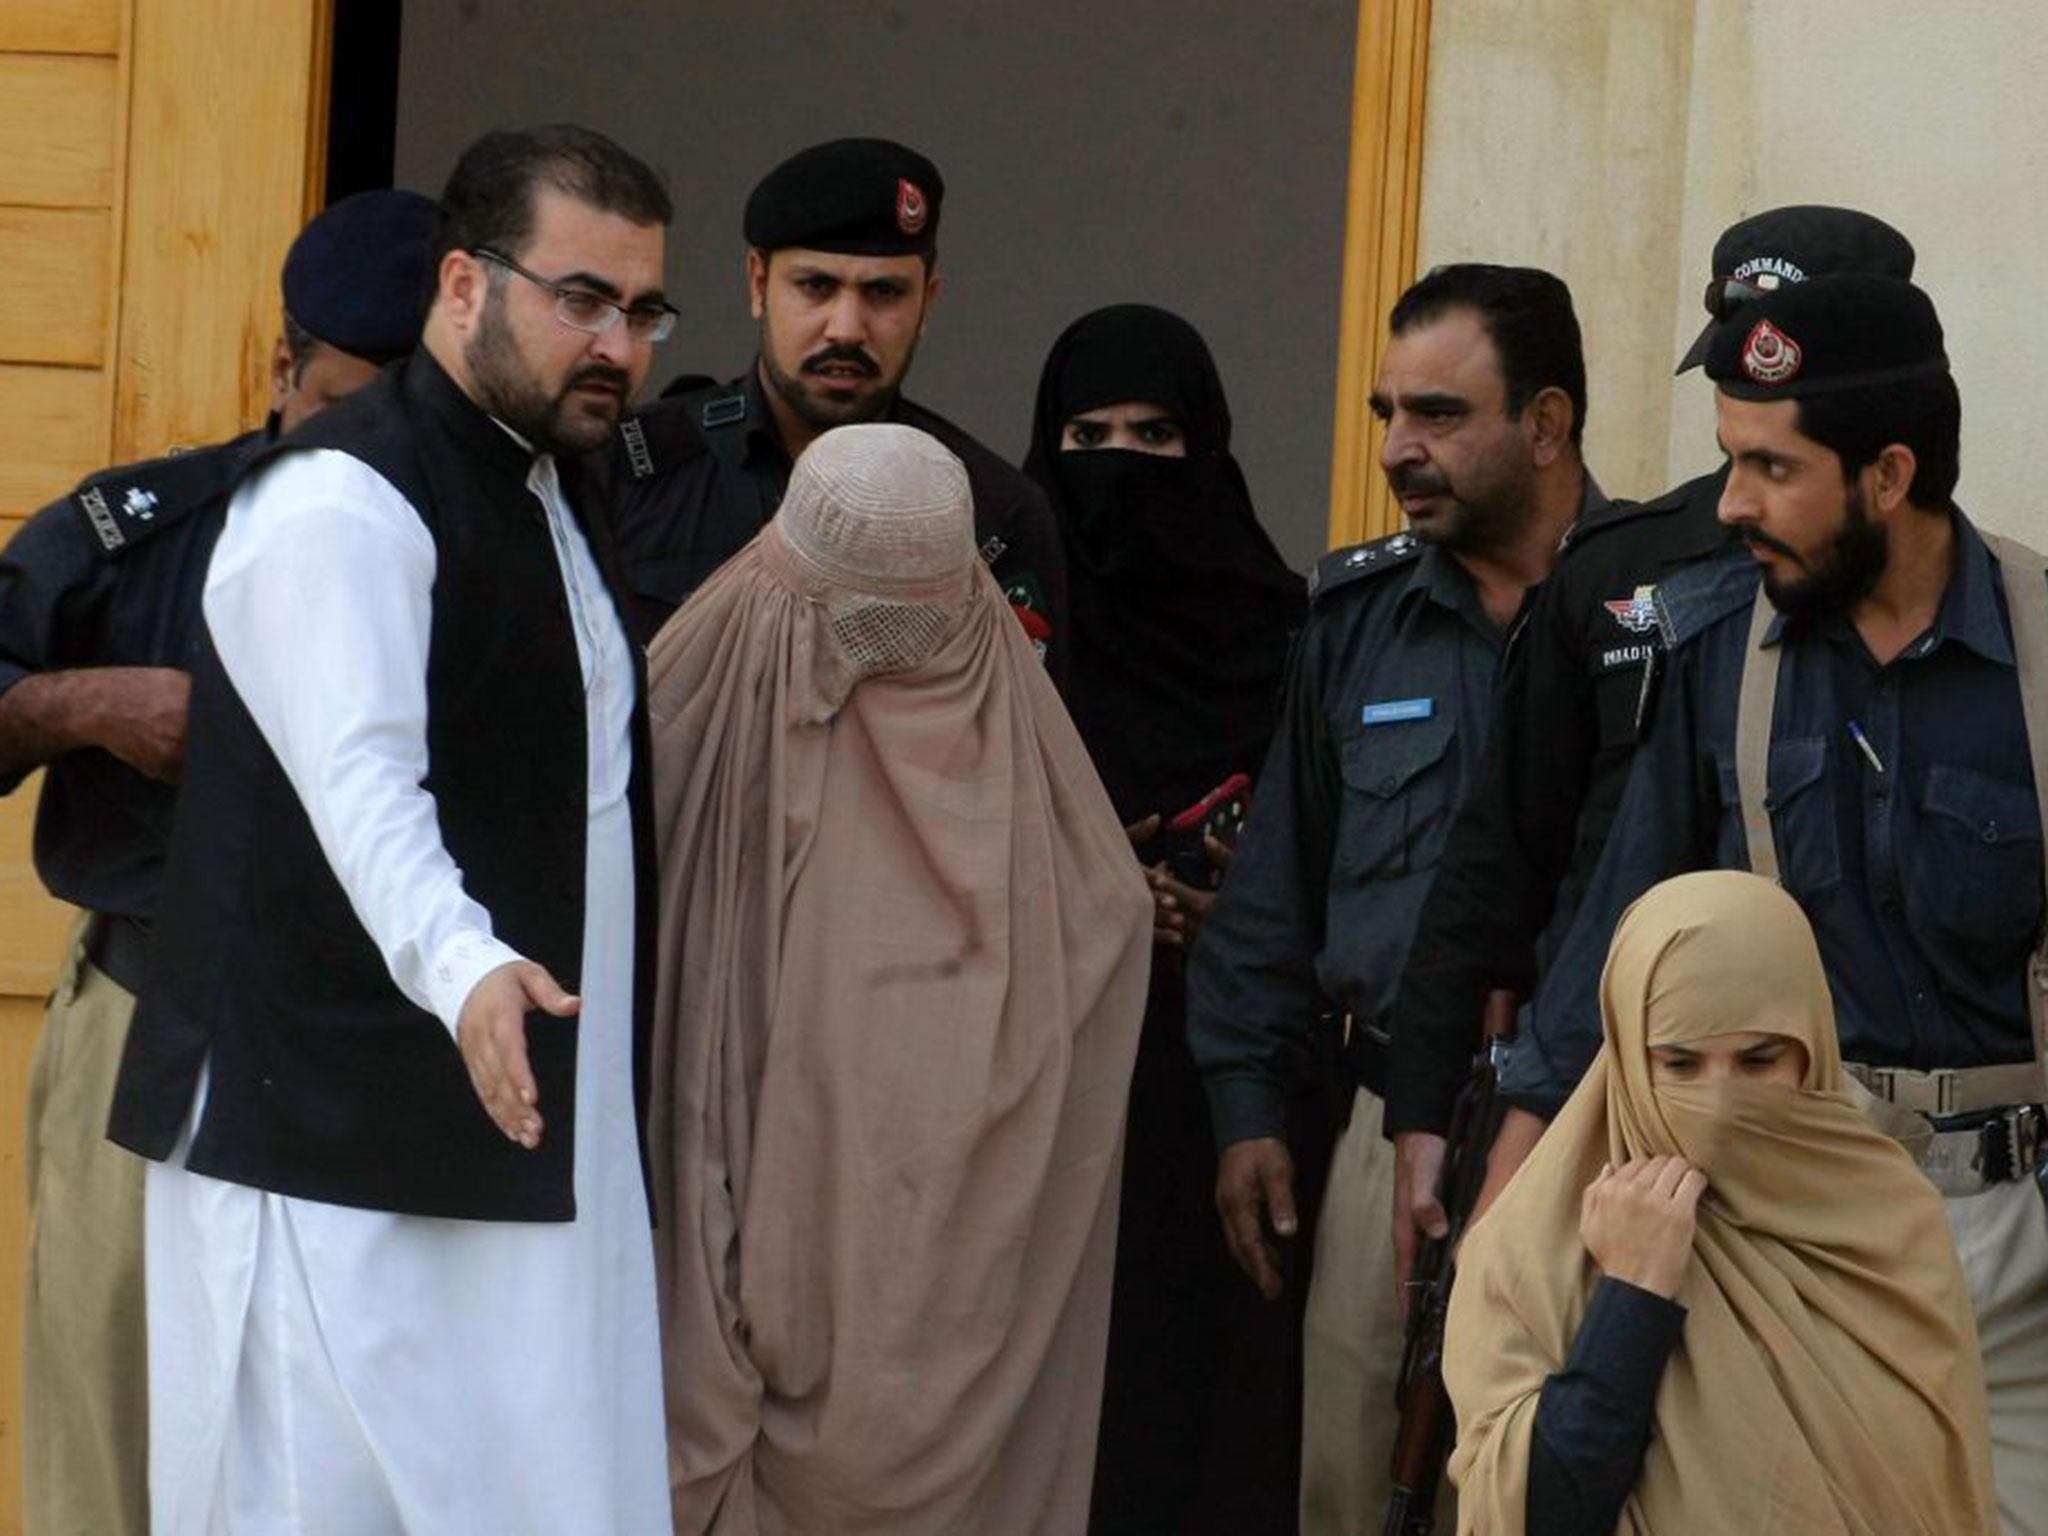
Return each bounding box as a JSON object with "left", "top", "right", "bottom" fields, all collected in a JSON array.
[{"left": 1927, "top": 511, "right": 2014, "bottom": 665}]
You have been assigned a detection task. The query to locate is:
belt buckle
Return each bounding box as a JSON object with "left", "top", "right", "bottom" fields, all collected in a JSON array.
[
  {"left": 2017, "top": 1104, "right": 2044, "bottom": 1177},
  {"left": 1972, "top": 1106, "right": 2044, "bottom": 1185},
  {"left": 1977, "top": 1116, "right": 2015, "bottom": 1184}
]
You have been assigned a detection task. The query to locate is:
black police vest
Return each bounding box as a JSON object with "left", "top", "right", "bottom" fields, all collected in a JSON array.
[{"left": 108, "top": 352, "right": 642, "bottom": 1222}]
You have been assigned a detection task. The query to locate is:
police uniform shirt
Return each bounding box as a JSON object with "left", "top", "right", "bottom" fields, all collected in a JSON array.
[
  {"left": 0, "top": 431, "right": 265, "bottom": 922},
  {"left": 604, "top": 370, "right": 1070, "bottom": 676},
  {"left": 1185, "top": 516, "right": 1551, "bottom": 1148},
  {"left": 1386, "top": 469, "right": 1730, "bottom": 1135},
  {"left": 1501, "top": 511, "right": 2041, "bottom": 1117}
]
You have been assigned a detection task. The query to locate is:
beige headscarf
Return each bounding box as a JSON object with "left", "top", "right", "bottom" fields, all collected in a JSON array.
[
  {"left": 645, "top": 423, "right": 1153, "bottom": 1535},
  {"left": 1444, "top": 871, "right": 1995, "bottom": 1535}
]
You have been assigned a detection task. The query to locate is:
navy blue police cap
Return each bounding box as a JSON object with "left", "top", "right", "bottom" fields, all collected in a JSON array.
[
  {"left": 281, "top": 188, "right": 440, "bottom": 361},
  {"left": 743, "top": 138, "right": 943, "bottom": 258},
  {"left": 1676, "top": 205, "right": 1915, "bottom": 374},
  {"left": 1704, "top": 273, "right": 1948, "bottom": 401}
]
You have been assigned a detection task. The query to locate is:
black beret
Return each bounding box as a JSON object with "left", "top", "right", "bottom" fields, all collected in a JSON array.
[
  {"left": 281, "top": 188, "right": 439, "bottom": 361},
  {"left": 1704, "top": 273, "right": 1948, "bottom": 401},
  {"left": 743, "top": 138, "right": 943, "bottom": 258},
  {"left": 1676, "top": 205, "right": 1915, "bottom": 373}
]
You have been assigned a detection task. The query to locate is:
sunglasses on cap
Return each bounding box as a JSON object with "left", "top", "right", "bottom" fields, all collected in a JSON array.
[{"left": 1702, "top": 271, "right": 1793, "bottom": 320}]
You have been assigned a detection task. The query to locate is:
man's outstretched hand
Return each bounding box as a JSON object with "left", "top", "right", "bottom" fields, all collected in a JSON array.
[{"left": 457, "top": 960, "right": 579, "bottom": 1149}]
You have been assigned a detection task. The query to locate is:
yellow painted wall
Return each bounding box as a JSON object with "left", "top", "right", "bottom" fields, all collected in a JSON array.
[
  {"left": 1414, "top": 0, "right": 2048, "bottom": 545},
  {"left": 0, "top": 1, "right": 328, "bottom": 1525}
]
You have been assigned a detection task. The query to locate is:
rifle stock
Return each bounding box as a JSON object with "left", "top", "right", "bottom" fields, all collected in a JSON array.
[{"left": 1382, "top": 989, "right": 1518, "bottom": 1534}]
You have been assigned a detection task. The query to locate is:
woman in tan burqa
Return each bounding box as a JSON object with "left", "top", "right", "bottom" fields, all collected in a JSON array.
[
  {"left": 643, "top": 422, "right": 1154, "bottom": 1534},
  {"left": 1444, "top": 870, "right": 1995, "bottom": 1536}
]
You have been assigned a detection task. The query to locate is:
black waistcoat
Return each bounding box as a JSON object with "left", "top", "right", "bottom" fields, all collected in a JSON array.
[{"left": 107, "top": 351, "right": 655, "bottom": 1222}]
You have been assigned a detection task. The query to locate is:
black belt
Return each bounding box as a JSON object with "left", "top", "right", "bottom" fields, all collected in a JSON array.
[{"left": 82, "top": 912, "right": 153, "bottom": 995}]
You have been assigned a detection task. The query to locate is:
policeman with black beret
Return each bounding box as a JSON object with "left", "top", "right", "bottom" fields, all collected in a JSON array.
[
  {"left": 600, "top": 137, "right": 1068, "bottom": 676},
  {"left": 1496, "top": 272, "right": 2048, "bottom": 1529},
  {"left": 0, "top": 186, "right": 435, "bottom": 1536},
  {"left": 1385, "top": 208, "right": 1922, "bottom": 1268}
]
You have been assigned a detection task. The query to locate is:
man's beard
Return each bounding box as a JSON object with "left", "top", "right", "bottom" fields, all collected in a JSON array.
[
  {"left": 759, "top": 330, "right": 915, "bottom": 434},
  {"left": 464, "top": 288, "right": 631, "bottom": 455},
  {"left": 1387, "top": 458, "right": 1533, "bottom": 554},
  {"left": 1750, "top": 483, "right": 1889, "bottom": 621}
]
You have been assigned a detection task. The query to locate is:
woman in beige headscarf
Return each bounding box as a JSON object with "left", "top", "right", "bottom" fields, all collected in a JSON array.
[
  {"left": 643, "top": 422, "right": 1153, "bottom": 1535},
  {"left": 1444, "top": 870, "right": 1994, "bottom": 1536}
]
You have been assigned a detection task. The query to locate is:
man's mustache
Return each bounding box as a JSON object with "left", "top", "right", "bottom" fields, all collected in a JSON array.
[
  {"left": 564, "top": 364, "right": 632, "bottom": 397},
  {"left": 1741, "top": 528, "right": 1805, "bottom": 567},
  {"left": 801, "top": 345, "right": 881, "bottom": 379},
  {"left": 1387, "top": 465, "right": 1450, "bottom": 499}
]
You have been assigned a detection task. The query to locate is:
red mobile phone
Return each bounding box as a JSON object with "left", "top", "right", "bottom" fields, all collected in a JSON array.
[{"left": 1167, "top": 772, "right": 1252, "bottom": 836}]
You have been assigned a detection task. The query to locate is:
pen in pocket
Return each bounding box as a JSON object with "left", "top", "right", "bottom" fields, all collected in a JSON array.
[{"left": 1847, "top": 720, "right": 1886, "bottom": 775}]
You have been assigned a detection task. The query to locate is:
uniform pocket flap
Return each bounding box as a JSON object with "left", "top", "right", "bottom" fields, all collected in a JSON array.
[
  {"left": 1763, "top": 734, "right": 1828, "bottom": 810},
  {"left": 1340, "top": 711, "right": 1456, "bottom": 799},
  {"left": 1923, "top": 763, "right": 2042, "bottom": 845}
]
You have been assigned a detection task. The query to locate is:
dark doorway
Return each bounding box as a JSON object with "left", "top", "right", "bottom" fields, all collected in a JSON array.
[{"left": 326, "top": 0, "right": 404, "bottom": 201}]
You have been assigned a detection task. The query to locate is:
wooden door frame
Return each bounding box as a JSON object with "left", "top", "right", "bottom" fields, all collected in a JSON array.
[
  {"left": 0, "top": 6, "right": 333, "bottom": 1529},
  {"left": 1327, "top": 0, "right": 1432, "bottom": 549}
]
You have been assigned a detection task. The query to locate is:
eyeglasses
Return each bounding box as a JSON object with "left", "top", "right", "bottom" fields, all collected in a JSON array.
[
  {"left": 473, "top": 247, "right": 678, "bottom": 343},
  {"left": 1701, "top": 272, "right": 1790, "bottom": 321}
]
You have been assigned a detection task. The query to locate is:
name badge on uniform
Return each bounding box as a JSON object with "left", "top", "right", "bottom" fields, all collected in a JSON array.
[{"left": 1362, "top": 697, "right": 1434, "bottom": 725}]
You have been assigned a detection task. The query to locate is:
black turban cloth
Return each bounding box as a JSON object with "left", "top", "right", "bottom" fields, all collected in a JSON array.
[{"left": 1024, "top": 304, "right": 1304, "bottom": 829}]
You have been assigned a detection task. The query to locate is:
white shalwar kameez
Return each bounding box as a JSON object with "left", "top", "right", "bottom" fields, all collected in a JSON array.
[{"left": 143, "top": 445, "right": 671, "bottom": 1535}]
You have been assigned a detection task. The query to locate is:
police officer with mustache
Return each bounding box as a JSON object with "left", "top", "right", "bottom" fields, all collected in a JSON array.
[
  {"left": 597, "top": 138, "right": 1067, "bottom": 677},
  {"left": 1185, "top": 263, "right": 1601, "bottom": 1535}
]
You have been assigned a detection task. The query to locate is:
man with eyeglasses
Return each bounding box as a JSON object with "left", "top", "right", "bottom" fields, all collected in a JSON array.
[
  {"left": 1384, "top": 208, "right": 1918, "bottom": 1266},
  {"left": 597, "top": 137, "right": 1069, "bottom": 678},
  {"left": 106, "top": 125, "right": 673, "bottom": 1534},
  {"left": 0, "top": 186, "right": 434, "bottom": 1536}
]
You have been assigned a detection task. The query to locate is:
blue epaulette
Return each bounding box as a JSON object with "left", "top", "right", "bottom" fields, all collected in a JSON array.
[
  {"left": 69, "top": 433, "right": 259, "bottom": 557},
  {"left": 613, "top": 398, "right": 709, "bottom": 481},
  {"left": 1308, "top": 528, "right": 1425, "bottom": 605},
  {"left": 1649, "top": 544, "right": 1761, "bottom": 649}
]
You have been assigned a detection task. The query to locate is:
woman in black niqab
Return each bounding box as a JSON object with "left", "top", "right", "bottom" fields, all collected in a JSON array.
[
  {"left": 1028, "top": 305, "right": 1315, "bottom": 1536},
  {"left": 1024, "top": 304, "right": 1304, "bottom": 828}
]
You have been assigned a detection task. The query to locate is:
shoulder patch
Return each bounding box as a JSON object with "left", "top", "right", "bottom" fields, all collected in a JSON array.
[
  {"left": 69, "top": 434, "right": 257, "bottom": 556},
  {"left": 1309, "top": 529, "right": 1424, "bottom": 604},
  {"left": 612, "top": 400, "right": 706, "bottom": 481}
]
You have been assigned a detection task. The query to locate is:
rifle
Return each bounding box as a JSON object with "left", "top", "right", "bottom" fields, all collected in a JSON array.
[{"left": 1382, "top": 988, "right": 1518, "bottom": 1536}]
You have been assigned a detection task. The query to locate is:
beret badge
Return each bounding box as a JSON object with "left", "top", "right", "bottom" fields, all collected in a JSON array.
[
  {"left": 1740, "top": 318, "right": 1803, "bottom": 386},
  {"left": 896, "top": 178, "right": 929, "bottom": 237}
]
